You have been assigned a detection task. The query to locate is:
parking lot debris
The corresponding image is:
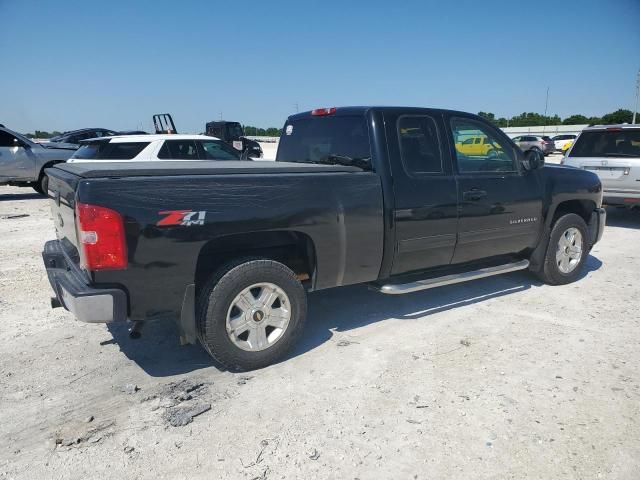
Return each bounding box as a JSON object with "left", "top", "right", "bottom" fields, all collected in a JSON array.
[
  {"left": 460, "top": 339, "right": 471, "bottom": 347},
  {"left": 120, "top": 384, "right": 140, "bottom": 395},
  {"left": 237, "top": 375, "right": 254, "bottom": 385},
  {"left": 308, "top": 448, "right": 320, "bottom": 460},
  {"left": 124, "top": 446, "right": 135, "bottom": 454},
  {"left": 0, "top": 213, "right": 29, "bottom": 220},
  {"left": 85, "top": 415, "right": 94, "bottom": 423},
  {"left": 164, "top": 403, "right": 211, "bottom": 427},
  {"left": 337, "top": 339, "right": 359, "bottom": 347}
]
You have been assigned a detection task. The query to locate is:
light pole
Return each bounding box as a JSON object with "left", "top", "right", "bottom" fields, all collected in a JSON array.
[{"left": 633, "top": 70, "right": 640, "bottom": 124}]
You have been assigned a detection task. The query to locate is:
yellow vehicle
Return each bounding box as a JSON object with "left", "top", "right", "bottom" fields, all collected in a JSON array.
[
  {"left": 562, "top": 140, "right": 573, "bottom": 153},
  {"left": 455, "top": 136, "right": 501, "bottom": 156}
]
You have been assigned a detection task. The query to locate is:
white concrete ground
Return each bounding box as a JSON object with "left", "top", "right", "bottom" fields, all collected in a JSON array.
[{"left": 0, "top": 184, "right": 638, "bottom": 480}]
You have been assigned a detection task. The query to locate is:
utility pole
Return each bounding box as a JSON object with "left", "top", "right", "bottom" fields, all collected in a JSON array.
[
  {"left": 294, "top": 102, "right": 299, "bottom": 113},
  {"left": 543, "top": 86, "right": 550, "bottom": 133},
  {"left": 633, "top": 70, "right": 640, "bottom": 124}
]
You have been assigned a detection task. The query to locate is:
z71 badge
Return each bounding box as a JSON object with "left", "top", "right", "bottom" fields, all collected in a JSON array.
[{"left": 157, "top": 210, "right": 206, "bottom": 226}]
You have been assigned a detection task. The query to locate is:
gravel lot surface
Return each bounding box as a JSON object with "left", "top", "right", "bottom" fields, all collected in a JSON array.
[{"left": 1, "top": 178, "right": 639, "bottom": 479}]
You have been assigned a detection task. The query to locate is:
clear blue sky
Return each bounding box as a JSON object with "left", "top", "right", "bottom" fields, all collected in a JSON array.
[{"left": 1, "top": 0, "right": 638, "bottom": 133}]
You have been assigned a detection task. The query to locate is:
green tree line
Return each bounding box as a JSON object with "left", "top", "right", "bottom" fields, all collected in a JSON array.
[
  {"left": 478, "top": 109, "right": 634, "bottom": 128},
  {"left": 242, "top": 126, "right": 281, "bottom": 137},
  {"left": 24, "top": 130, "right": 62, "bottom": 139}
]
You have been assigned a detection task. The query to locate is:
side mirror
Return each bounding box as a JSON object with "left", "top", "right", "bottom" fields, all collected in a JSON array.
[
  {"left": 523, "top": 149, "right": 544, "bottom": 171},
  {"left": 246, "top": 146, "right": 262, "bottom": 159},
  {"left": 13, "top": 138, "right": 29, "bottom": 149}
]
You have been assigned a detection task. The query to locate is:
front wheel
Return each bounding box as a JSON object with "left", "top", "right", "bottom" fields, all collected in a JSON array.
[
  {"left": 536, "top": 213, "right": 589, "bottom": 285},
  {"left": 197, "top": 259, "right": 307, "bottom": 371},
  {"left": 33, "top": 174, "right": 48, "bottom": 195}
]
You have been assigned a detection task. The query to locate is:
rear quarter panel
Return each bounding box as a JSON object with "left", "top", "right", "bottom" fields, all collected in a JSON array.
[{"left": 79, "top": 172, "right": 384, "bottom": 321}]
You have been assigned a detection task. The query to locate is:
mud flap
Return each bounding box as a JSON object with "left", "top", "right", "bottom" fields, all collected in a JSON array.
[
  {"left": 179, "top": 284, "right": 197, "bottom": 345},
  {"left": 528, "top": 225, "right": 551, "bottom": 273}
]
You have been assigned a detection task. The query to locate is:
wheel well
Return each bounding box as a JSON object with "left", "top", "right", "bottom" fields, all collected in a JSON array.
[
  {"left": 194, "top": 231, "right": 316, "bottom": 292},
  {"left": 39, "top": 161, "right": 63, "bottom": 178},
  {"left": 551, "top": 199, "right": 595, "bottom": 225}
]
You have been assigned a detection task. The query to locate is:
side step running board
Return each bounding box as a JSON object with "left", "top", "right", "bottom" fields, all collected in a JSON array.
[{"left": 374, "top": 259, "right": 530, "bottom": 295}]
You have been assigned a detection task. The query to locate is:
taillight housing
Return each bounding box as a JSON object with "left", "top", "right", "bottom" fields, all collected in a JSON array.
[
  {"left": 311, "top": 107, "right": 337, "bottom": 116},
  {"left": 76, "top": 202, "right": 128, "bottom": 270}
]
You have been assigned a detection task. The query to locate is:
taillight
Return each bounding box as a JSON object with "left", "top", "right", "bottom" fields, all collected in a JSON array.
[
  {"left": 311, "top": 107, "right": 337, "bottom": 116},
  {"left": 76, "top": 202, "right": 128, "bottom": 270}
]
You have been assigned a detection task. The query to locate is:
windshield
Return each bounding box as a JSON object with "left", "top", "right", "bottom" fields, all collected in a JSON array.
[
  {"left": 276, "top": 115, "right": 371, "bottom": 168},
  {"left": 569, "top": 129, "right": 640, "bottom": 157},
  {"left": 72, "top": 140, "right": 150, "bottom": 159}
]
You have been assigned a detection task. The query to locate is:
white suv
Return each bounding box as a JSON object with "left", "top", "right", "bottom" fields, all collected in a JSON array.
[
  {"left": 68, "top": 134, "right": 245, "bottom": 163},
  {"left": 562, "top": 125, "right": 640, "bottom": 206}
]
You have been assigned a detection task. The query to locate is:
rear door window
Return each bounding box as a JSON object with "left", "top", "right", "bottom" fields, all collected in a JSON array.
[
  {"left": 569, "top": 129, "right": 640, "bottom": 157},
  {"left": 72, "top": 141, "right": 150, "bottom": 159},
  {"left": 397, "top": 115, "right": 443, "bottom": 174},
  {"left": 157, "top": 140, "right": 199, "bottom": 160},
  {"left": 276, "top": 115, "right": 371, "bottom": 168}
]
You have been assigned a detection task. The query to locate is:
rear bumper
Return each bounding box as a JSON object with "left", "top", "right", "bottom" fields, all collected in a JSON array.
[
  {"left": 588, "top": 208, "right": 606, "bottom": 246},
  {"left": 42, "top": 240, "right": 127, "bottom": 323},
  {"left": 603, "top": 190, "right": 640, "bottom": 206}
]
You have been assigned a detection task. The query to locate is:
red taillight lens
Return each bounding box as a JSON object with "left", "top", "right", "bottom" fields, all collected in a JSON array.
[
  {"left": 76, "top": 202, "right": 128, "bottom": 270},
  {"left": 311, "top": 107, "right": 337, "bottom": 116}
]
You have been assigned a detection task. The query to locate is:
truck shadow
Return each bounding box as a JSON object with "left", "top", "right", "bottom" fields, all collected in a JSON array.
[
  {"left": 292, "top": 254, "right": 603, "bottom": 359},
  {"left": 106, "top": 254, "right": 602, "bottom": 377},
  {"left": 0, "top": 192, "right": 43, "bottom": 201}
]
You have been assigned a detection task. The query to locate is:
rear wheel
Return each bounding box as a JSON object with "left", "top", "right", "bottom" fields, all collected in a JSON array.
[
  {"left": 197, "top": 259, "right": 307, "bottom": 371},
  {"left": 536, "top": 213, "right": 588, "bottom": 285}
]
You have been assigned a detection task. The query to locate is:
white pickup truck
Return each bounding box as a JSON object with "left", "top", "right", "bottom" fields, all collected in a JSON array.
[{"left": 0, "top": 125, "right": 75, "bottom": 194}]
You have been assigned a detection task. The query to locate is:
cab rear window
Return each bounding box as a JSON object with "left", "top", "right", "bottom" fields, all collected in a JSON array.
[
  {"left": 276, "top": 116, "right": 371, "bottom": 166},
  {"left": 569, "top": 130, "right": 640, "bottom": 158},
  {"left": 72, "top": 141, "right": 150, "bottom": 160}
]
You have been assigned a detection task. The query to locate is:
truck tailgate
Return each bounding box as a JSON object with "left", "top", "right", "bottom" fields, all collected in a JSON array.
[{"left": 46, "top": 167, "right": 82, "bottom": 268}]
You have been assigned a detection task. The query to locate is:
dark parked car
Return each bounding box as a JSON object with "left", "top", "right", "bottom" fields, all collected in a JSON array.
[
  {"left": 49, "top": 128, "right": 118, "bottom": 148},
  {"left": 43, "top": 106, "right": 605, "bottom": 371}
]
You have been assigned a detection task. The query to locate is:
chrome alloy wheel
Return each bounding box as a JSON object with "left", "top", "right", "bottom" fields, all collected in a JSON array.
[
  {"left": 225, "top": 283, "right": 291, "bottom": 352},
  {"left": 556, "top": 227, "right": 583, "bottom": 274}
]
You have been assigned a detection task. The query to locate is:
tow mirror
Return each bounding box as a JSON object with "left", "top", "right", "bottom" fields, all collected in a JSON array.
[{"left": 523, "top": 149, "right": 544, "bottom": 171}]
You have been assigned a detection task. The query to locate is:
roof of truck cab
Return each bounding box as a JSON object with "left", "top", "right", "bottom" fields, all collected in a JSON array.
[
  {"left": 52, "top": 160, "right": 361, "bottom": 178},
  {"left": 286, "top": 106, "right": 478, "bottom": 121}
]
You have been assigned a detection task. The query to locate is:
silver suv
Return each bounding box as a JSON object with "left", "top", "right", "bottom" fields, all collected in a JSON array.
[
  {"left": 0, "top": 126, "right": 75, "bottom": 194},
  {"left": 562, "top": 124, "right": 640, "bottom": 206},
  {"left": 511, "top": 135, "right": 555, "bottom": 156}
]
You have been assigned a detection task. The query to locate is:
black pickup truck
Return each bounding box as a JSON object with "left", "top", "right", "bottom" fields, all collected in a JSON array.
[{"left": 43, "top": 106, "right": 605, "bottom": 371}]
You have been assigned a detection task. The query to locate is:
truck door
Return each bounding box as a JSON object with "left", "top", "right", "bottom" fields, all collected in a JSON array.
[
  {"left": 0, "top": 130, "right": 35, "bottom": 182},
  {"left": 386, "top": 113, "right": 458, "bottom": 275},
  {"left": 447, "top": 115, "right": 543, "bottom": 264}
]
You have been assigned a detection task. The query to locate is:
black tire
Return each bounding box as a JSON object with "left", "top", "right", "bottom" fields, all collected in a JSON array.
[
  {"left": 39, "top": 174, "right": 49, "bottom": 196},
  {"left": 535, "top": 213, "right": 589, "bottom": 285},
  {"left": 196, "top": 259, "right": 307, "bottom": 371}
]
